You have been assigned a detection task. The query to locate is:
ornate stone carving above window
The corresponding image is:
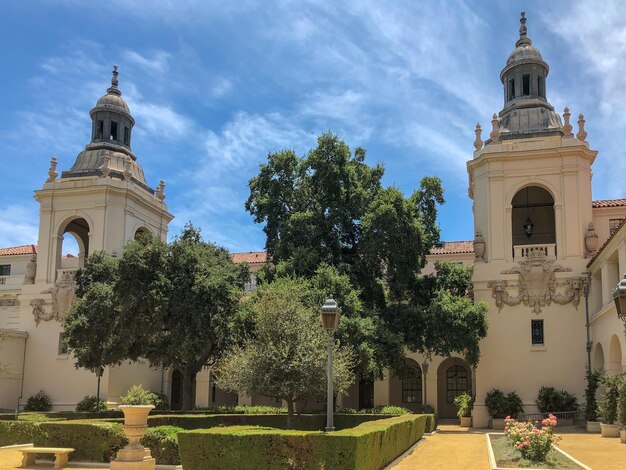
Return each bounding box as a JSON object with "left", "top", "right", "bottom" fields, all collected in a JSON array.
[
  {"left": 487, "top": 250, "right": 583, "bottom": 314},
  {"left": 31, "top": 271, "right": 76, "bottom": 325}
]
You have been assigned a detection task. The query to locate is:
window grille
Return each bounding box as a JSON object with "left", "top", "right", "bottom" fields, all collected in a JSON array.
[
  {"left": 0, "top": 265, "right": 10, "bottom": 276},
  {"left": 531, "top": 319, "right": 544, "bottom": 345}
]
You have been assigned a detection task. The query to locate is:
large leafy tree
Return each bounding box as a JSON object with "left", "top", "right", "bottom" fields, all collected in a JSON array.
[
  {"left": 116, "top": 225, "right": 247, "bottom": 410},
  {"left": 64, "top": 252, "right": 132, "bottom": 409},
  {"left": 217, "top": 277, "right": 354, "bottom": 428},
  {"left": 64, "top": 225, "right": 247, "bottom": 410},
  {"left": 246, "top": 132, "right": 487, "bottom": 373}
]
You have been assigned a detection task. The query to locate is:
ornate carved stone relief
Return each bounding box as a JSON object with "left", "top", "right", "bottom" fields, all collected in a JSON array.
[
  {"left": 31, "top": 271, "right": 76, "bottom": 325},
  {"left": 487, "top": 250, "right": 583, "bottom": 314}
]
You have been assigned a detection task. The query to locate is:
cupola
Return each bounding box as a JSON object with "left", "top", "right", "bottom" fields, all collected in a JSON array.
[
  {"left": 494, "top": 12, "right": 563, "bottom": 140},
  {"left": 61, "top": 66, "right": 151, "bottom": 191}
]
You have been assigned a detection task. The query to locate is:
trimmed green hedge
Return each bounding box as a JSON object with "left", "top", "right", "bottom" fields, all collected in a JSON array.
[
  {"left": 141, "top": 426, "right": 182, "bottom": 465},
  {"left": 145, "top": 413, "right": 395, "bottom": 431},
  {"left": 178, "top": 414, "right": 430, "bottom": 470},
  {"left": 0, "top": 420, "right": 127, "bottom": 462},
  {"left": 0, "top": 420, "right": 38, "bottom": 446}
]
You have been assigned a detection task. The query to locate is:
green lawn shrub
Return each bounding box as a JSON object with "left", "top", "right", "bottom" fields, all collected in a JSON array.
[
  {"left": 141, "top": 426, "right": 182, "bottom": 465},
  {"left": 24, "top": 390, "right": 52, "bottom": 412},
  {"left": 75, "top": 395, "right": 108, "bottom": 412},
  {"left": 196, "top": 405, "right": 288, "bottom": 414},
  {"left": 34, "top": 421, "right": 127, "bottom": 462},
  {"left": 337, "top": 406, "right": 411, "bottom": 414},
  {"left": 178, "top": 414, "right": 429, "bottom": 470}
]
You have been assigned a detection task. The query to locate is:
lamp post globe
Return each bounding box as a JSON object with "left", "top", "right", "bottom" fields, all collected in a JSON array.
[
  {"left": 612, "top": 275, "right": 626, "bottom": 322},
  {"left": 321, "top": 298, "right": 341, "bottom": 432}
]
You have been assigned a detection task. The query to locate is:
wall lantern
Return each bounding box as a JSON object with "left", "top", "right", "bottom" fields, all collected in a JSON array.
[{"left": 612, "top": 275, "right": 626, "bottom": 322}]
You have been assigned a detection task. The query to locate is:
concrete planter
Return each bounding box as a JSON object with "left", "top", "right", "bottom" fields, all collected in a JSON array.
[
  {"left": 600, "top": 423, "right": 620, "bottom": 438},
  {"left": 111, "top": 405, "right": 155, "bottom": 470},
  {"left": 460, "top": 416, "right": 472, "bottom": 427},
  {"left": 491, "top": 418, "right": 506, "bottom": 430},
  {"left": 586, "top": 421, "right": 601, "bottom": 433},
  {"left": 620, "top": 429, "right": 626, "bottom": 443}
]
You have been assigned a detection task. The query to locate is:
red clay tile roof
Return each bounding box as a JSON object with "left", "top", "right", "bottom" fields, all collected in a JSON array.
[
  {"left": 231, "top": 251, "right": 268, "bottom": 265},
  {"left": 592, "top": 199, "right": 626, "bottom": 208},
  {"left": 429, "top": 241, "right": 474, "bottom": 255},
  {"left": 0, "top": 245, "right": 37, "bottom": 256}
]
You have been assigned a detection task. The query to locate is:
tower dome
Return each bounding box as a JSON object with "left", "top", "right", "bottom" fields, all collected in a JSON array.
[
  {"left": 61, "top": 66, "right": 151, "bottom": 191},
  {"left": 495, "top": 12, "right": 563, "bottom": 140}
]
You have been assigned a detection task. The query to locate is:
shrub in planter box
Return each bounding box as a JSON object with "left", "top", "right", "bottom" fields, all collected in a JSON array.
[
  {"left": 599, "top": 374, "right": 622, "bottom": 438},
  {"left": 486, "top": 389, "right": 523, "bottom": 428},
  {"left": 536, "top": 386, "right": 578, "bottom": 413},
  {"left": 454, "top": 392, "right": 472, "bottom": 426}
]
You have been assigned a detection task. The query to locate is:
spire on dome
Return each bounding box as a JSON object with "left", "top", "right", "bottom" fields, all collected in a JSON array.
[
  {"left": 516, "top": 12, "right": 532, "bottom": 47},
  {"left": 107, "top": 65, "right": 121, "bottom": 96}
]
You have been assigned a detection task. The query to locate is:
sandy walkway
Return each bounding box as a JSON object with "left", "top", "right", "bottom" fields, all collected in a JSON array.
[{"left": 558, "top": 431, "right": 626, "bottom": 470}]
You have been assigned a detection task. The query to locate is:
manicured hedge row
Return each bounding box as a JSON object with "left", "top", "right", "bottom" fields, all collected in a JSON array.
[
  {"left": 0, "top": 420, "right": 126, "bottom": 462},
  {"left": 145, "top": 413, "right": 395, "bottom": 431},
  {"left": 178, "top": 414, "right": 430, "bottom": 470}
]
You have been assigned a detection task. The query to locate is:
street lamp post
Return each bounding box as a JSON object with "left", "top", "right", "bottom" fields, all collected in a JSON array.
[
  {"left": 422, "top": 359, "right": 430, "bottom": 410},
  {"left": 611, "top": 276, "right": 626, "bottom": 342},
  {"left": 96, "top": 367, "right": 104, "bottom": 412},
  {"left": 321, "top": 298, "right": 342, "bottom": 432}
]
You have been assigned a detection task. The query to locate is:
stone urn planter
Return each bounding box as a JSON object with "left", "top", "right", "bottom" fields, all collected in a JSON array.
[
  {"left": 111, "top": 405, "right": 155, "bottom": 470},
  {"left": 620, "top": 429, "right": 626, "bottom": 443},
  {"left": 600, "top": 423, "right": 620, "bottom": 438},
  {"left": 491, "top": 418, "right": 506, "bottom": 430},
  {"left": 460, "top": 416, "right": 472, "bottom": 427},
  {"left": 586, "top": 421, "right": 601, "bottom": 433}
]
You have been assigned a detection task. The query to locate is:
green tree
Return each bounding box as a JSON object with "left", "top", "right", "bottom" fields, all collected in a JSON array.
[
  {"left": 64, "top": 251, "right": 126, "bottom": 408},
  {"left": 217, "top": 277, "right": 355, "bottom": 428},
  {"left": 247, "top": 132, "right": 488, "bottom": 373},
  {"left": 116, "top": 225, "right": 248, "bottom": 410}
]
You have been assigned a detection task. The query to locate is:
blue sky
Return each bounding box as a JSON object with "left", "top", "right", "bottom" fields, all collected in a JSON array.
[{"left": 1, "top": 0, "right": 626, "bottom": 253}]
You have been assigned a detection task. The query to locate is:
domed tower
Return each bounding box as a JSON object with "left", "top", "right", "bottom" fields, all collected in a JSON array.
[
  {"left": 31, "top": 66, "right": 174, "bottom": 286},
  {"left": 496, "top": 12, "right": 563, "bottom": 139},
  {"left": 62, "top": 66, "right": 148, "bottom": 188},
  {"left": 467, "top": 13, "right": 597, "bottom": 428}
]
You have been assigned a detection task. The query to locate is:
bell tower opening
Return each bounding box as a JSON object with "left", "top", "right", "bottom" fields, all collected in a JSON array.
[
  {"left": 511, "top": 186, "right": 555, "bottom": 256},
  {"left": 56, "top": 217, "right": 90, "bottom": 279}
]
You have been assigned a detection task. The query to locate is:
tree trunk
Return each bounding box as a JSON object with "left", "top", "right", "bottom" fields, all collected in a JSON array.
[
  {"left": 182, "top": 367, "right": 195, "bottom": 411},
  {"left": 286, "top": 399, "right": 294, "bottom": 430}
]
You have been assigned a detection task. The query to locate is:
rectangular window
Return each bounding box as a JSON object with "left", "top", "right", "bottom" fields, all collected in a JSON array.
[
  {"left": 0, "top": 265, "right": 10, "bottom": 276},
  {"left": 508, "top": 78, "right": 515, "bottom": 101},
  {"left": 538, "top": 76, "right": 545, "bottom": 98},
  {"left": 110, "top": 121, "right": 118, "bottom": 141},
  {"left": 58, "top": 333, "right": 68, "bottom": 355},
  {"left": 97, "top": 120, "right": 104, "bottom": 139},
  {"left": 522, "top": 74, "right": 530, "bottom": 95},
  {"left": 609, "top": 218, "right": 624, "bottom": 235},
  {"left": 531, "top": 320, "right": 544, "bottom": 345},
  {"left": 124, "top": 126, "right": 130, "bottom": 145}
]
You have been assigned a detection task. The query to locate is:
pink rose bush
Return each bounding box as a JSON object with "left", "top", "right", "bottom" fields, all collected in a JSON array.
[{"left": 504, "top": 414, "right": 560, "bottom": 462}]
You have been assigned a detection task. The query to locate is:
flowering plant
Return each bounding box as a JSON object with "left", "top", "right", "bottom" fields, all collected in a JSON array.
[{"left": 504, "top": 414, "right": 560, "bottom": 462}]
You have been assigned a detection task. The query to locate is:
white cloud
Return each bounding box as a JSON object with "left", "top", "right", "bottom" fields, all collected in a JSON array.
[
  {"left": 123, "top": 50, "right": 171, "bottom": 74},
  {"left": 0, "top": 204, "right": 39, "bottom": 248}
]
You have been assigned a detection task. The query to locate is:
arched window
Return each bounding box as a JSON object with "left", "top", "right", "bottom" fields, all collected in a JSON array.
[
  {"left": 134, "top": 227, "right": 150, "bottom": 240},
  {"left": 401, "top": 360, "right": 422, "bottom": 404},
  {"left": 58, "top": 217, "right": 90, "bottom": 274},
  {"left": 511, "top": 186, "right": 555, "bottom": 247}
]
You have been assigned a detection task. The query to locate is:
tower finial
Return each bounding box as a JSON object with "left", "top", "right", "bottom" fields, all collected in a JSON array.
[
  {"left": 107, "top": 65, "right": 121, "bottom": 96},
  {"left": 515, "top": 11, "right": 532, "bottom": 47}
]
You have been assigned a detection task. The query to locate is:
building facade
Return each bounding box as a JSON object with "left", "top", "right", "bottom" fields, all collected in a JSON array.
[{"left": 1, "top": 14, "right": 625, "bottom": 422}]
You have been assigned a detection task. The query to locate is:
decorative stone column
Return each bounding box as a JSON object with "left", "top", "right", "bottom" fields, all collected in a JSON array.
[{"left": 111, "top": 405, "right": 155, "bottom": 470}]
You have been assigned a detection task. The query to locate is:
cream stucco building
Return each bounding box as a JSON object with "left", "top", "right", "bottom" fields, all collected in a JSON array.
[{"left": 1, "top": 14, "right": 626, "bottom": 424}]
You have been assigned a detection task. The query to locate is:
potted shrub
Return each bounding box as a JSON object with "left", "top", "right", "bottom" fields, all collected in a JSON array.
[
  {"left": 454, "top": 392, "right": 472, "bottom": 427},
  {"left": 585, "top": 369, "right": 602, "bottom": 433},
  {"left": 111, "top": 385, "right": 156, "bottom": 469},
  {"left": 486, "top": 389, "right": 524, "bottom": 429},
  {"left": 599, "top": 374, "right": 622, "bottom": 438},
  {"left": 618, "top": 378, "right": 626, "bottom": 443}
]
